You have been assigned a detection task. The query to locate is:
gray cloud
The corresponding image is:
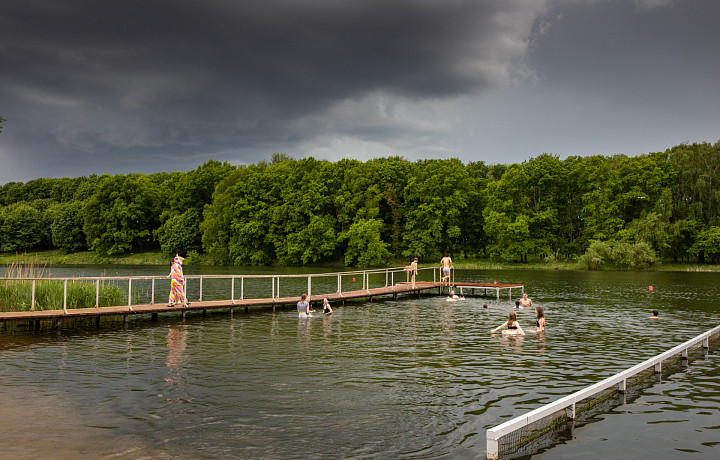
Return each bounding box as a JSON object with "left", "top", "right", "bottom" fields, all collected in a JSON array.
[{"left": 1, "top": 0, "right": 718, "bottom": 183}]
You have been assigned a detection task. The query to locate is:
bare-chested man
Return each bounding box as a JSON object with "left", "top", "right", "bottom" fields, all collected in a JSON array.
[
  {"left": 440, "top": 255, "right": 453, "bottom": 286},
  {"left": 519, "top": 293, "right": 533, "bottom": 308}
]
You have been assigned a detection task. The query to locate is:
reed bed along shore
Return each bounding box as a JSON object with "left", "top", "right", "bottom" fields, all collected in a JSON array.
[{"left": 0, "top": 260, "right": 126, "bottom": 312}]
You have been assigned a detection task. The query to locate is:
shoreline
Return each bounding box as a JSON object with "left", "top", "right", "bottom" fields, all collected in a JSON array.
[{"left": 1, "top": 250, "right": 719, "bottom": 273}]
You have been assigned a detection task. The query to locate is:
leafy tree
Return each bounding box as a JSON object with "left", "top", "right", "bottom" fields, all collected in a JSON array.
[
  {"left": 0, "top": 203, "right": 44, "bottom": 252},
  {"left": 155, "top": 209, "right": 202, "bottom": 256},
  {"left": 689, "top": 226, "right": 720, "bottom": 264},
  {"left": 51, "top": 201, "right": 87, "bottom": 252},
  {"left": 83, "top": 174, "right": 161, "bottom": 255},
  {"left": 341, "top": 218, "right": 392, "bottom": 267}
]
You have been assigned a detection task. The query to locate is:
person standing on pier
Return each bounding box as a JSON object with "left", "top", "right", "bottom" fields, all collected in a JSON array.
[
  {"left": 440, "top": 254, "right": 453, "bottom": 287},
  {"left": 410, "top": 258, "right": 418, "bottom": 288},
  {"left": 168, "top": 254, "right": 188, "bottom": 307}
]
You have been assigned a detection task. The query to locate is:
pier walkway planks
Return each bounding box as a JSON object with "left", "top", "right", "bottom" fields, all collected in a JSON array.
[{"left": 0, "top": 281, "right": 443, "bottom": 324}]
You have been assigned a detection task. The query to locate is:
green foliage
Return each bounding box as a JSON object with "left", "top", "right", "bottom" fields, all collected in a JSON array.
[
  {"left": 0, "top": 202, "right": 45, "bottom": 252},
  {"left": 689, "top": 226, "right": 720, "bottom": 264},
  {"left": 155, "top": 209, "right": 202, "bottom": 256},
  {"left": 579, "top": 240, "right": 658, "bottom": 270},
  {"left": 51, "top": 201, "right": 87, "bottom": 252},
  {"left": 83, "top": 174, "right": 161, "bottom": 255},
  {"left": 2, "top": 140, "right": 720, "bottom": 268},
  {"left": 340, "top": 218, "right": 392, "bottom": 267}
]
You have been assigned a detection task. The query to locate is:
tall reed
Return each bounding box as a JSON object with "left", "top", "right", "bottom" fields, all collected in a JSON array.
[{"left": 0, "top": 260, "right": 126, "bottom": 312}]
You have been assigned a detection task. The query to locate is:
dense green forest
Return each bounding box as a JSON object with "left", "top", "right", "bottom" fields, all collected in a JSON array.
[{"left": 1, "top": 142, "right": 719, "bottom": 268}]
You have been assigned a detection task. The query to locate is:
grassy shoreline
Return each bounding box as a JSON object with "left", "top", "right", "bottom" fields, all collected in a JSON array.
[{"left": 1, "top": 250, "right": 718, "bottom": 272}]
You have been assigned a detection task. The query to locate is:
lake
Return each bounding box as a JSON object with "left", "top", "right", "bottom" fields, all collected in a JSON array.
[{"left": 0, "top": 267, "right": 718, "bottom": 459}]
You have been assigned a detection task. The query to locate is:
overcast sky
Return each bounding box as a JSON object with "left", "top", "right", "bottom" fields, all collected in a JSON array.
[{"left": 1, "top": 0, "right": 718, "bottom": 184}]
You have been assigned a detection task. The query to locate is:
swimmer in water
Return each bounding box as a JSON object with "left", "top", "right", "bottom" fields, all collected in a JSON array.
[
  {"left": 297, "top": 293, "right": 310, "bottom": 318},
  {"left": 514, "top": 300, "right": 523, "bottom": 309},
  {"left": 519, "top": 293, "right": 533, "bottom": 308},
  {"left": 447, "top": 290, "right": 464, "bottom": 301},
  {"left": 490, "top": 311, "right": 525, "bottom": 335},
  {"left": 323, "top": 298, "right": 333, "bottom": 315},
  {"left": 535, "top": 306, "right": 545, "bottom": 332},
  {"left": 650, "top": 309, "right": 659, "bottom": 318}
]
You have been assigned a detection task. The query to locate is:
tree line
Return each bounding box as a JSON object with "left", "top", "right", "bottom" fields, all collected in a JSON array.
[{"left": 1, "top": 142, "right": 719, "bottom": 267}]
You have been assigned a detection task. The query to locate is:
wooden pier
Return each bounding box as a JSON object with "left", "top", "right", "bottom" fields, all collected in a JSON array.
[
  {"left": 453, "top": 282, "right": 525, "bottom": 300},
  {"left": 0, "top": 266, "right": 524, "bottom": 331}
]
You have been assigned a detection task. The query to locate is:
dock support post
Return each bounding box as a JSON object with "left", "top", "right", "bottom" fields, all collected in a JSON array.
[
  {"left": 681, "top": 348, "right": 688, "bottom": 359},
  {"left": 566, "top": 403, "right": 576, "bottom": 420},
  {"left": 496, "top": 288, "right": 499, "bottom": 300},
  {"left": 151, "top": 313, "right": 158, "bottom": 321},
  {"left": 181, "top": 310, "right": 186, "bottom": 320},
  {"left": 96, "top": 316, "right": 100, "bottom": 328},
  {"left": 203, "top": 309, "right": 207, "bottom": 317},
  {"left": 230, "top": 306, "right": 234, "bottom": 316},
  {"left": 655, "top": 362, "right": 662, "bottom": 373},
  {"left": 56, "top": 318, "right": 62, "bottom": 330},
  {"left": 123, "top": 314, "right": 128, "bottom": 325},
  {"left": 618, "top": 379, "right": 626, "bottom": 393},
  {"left": 487, "top": 438, "right": 499, "bottom": 460},
  {"left": 703, "top": 337, "right": 709, "bottom": 349},
  {"left": 35, "top": 320, "right": 40, "bottom": 333}
]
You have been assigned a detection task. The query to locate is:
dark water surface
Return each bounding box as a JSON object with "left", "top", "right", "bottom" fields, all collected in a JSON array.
[{"left": 1, "top": 268, "right": 719, "bottom": 459}]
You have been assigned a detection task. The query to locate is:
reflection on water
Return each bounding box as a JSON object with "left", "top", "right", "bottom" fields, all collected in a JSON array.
[{"left": 0, "top": 269, "right": 718, "bottom": 459}]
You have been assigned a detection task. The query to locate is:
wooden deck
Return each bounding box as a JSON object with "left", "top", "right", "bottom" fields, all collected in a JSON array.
[
  {"left": 452, "top": 282, "right": 524, "bottom": 300},
  {"left": 0, "top": 281, "right": 443, "bottom": 326}
]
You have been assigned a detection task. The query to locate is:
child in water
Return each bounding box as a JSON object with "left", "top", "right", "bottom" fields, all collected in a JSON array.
[
  {"left": 323, "top": 298, "right": 333, "bottom": 315},
  {"left": 535, "top": 306, "right": 545, "bottom": 332},
  {"left": 490, "top": 311, "right": 525, "bottom": 335},
  {"left": 514, "top": 300, "right": 523, "bottom": 309},
  {"left": 447, "top": 290, "right": 464, "bottom": 301}
]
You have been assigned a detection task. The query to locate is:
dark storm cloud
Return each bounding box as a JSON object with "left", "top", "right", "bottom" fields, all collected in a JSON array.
[{"left": 0, "top": 0, "right": 542, "bottom": 181}]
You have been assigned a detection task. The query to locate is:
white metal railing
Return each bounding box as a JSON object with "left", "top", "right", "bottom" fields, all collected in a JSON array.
[
  {"left": 486, "top": 324, "right": 720, "bottom": 459},
  {"left": 1, "top": 265, "right": 443, "bottom": 312}
]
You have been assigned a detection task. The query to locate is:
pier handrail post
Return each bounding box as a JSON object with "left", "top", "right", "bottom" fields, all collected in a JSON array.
[
  {"left": 385, "top": 269, "right": 388, "bottom": 287},
  {"left": 96, "top": 279, "right": 100, "bottom": 307},
  {"left": 391, "top": 271, "right": 394, "bottom": 287},
  {"left": 272, "top": 276, "right": 275, "bottom": 299},
  {"left": 433, "top": 268, "right": 436, "bottom": 283},
  {"left": 31, "top": 280, "right": 36, "bottom": 311},
  {"left": 63, "top": 279, "right": 68, "bottom": 313},
  {"left": 308, "top": 275, "right": 312, "bottom": 297},
  {"left": 199, "top": 277, "right": 203, "bottom": 302},
  {"left": 231, "top": 277, "right": 235, "bottom": 302},
  {"left": 241, "top": 277, "right": 244, "bottom": 300},
  {"left": 277, "top": 277, "right": 280, "bottom": 299},
  {"left": 337, "top": 273, "right": 341, "bottom": 294},
  {"left": 150, "top": 278, "right": 154, "bottom": 305},
  {"left": 128, "top": 279, "right": 132, "bottom": 306}
]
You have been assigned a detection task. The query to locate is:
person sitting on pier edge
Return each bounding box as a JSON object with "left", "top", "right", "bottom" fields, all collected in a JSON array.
[
  {"left": 535, "top": 306, "right": 545, "bottom": 332},
  {"left": 447, "top": 290, "right": 464, "bottom": 301},
  {"left": 490, "top": 311, "right": 525, "bottom": 335},
  {"left": 297, "top": 293, "right": 310, "bottom": 318},
  {"left": 519, "top": 293, "right": 533, "bottom": 308},
  {"left": 323, "top": 298, "right": 333, "bottom": 315}
]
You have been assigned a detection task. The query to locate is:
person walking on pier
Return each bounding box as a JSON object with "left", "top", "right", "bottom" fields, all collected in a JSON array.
[
  {"left": 168, "top": 254, "right": 188, "bottom": 307},
  {"left": 440, "top": 254, "right": 453, "bottom": 287}
]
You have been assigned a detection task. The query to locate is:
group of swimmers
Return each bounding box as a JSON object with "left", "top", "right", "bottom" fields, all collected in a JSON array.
[
  {"left": 490, "top": 293, "right": 545, "bottom": 335},
  {"left": 296, "top": 293, "right": 333, "bottom": 318}
]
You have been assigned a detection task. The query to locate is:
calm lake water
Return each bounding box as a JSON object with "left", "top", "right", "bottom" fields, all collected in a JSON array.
[{"left": 0, "top": 267, "right": 719, "bottom": 459}]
